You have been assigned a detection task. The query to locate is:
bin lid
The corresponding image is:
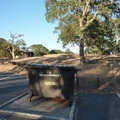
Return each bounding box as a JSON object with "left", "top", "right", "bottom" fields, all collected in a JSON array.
[{"left": 25, "top": 64, "right": 78, "bottom": 71}]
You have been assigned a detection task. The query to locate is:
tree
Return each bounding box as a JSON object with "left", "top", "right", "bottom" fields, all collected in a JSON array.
[
  {"left": 85, "top": 17, "right": 115, "bottom": 54},
  {"left": 50, "top": 49, "right": 64, "bottom": 54},
  {"left": 65, "top": 48, "right": 74, "bottom": 54},
  {"left": 30, "top": 44, "right": 49, "bottom": 56},
  {"left": 7, "top": 32, "right": 26, "bottom": 59},
  {"left": 45, "top": 0, "right": 120, "bottom": 64},
  {"left": 0, "top": 38, "right": 11, "bottom": 58}
]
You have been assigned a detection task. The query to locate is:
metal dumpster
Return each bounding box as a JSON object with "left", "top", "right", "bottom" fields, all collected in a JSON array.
[{"left": 25, "top": 64, "right": 77, "bottom": 103}]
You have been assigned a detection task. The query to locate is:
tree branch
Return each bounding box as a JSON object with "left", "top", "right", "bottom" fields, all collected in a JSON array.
[
  {"left": 86, "top": 11, "right": 99, "bottom": 27},
  {"left": 82, "top": 0, "right": 91, "bottom": 17}
]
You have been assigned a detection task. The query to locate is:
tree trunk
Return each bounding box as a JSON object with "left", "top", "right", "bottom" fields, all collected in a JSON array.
[
  {"left": 11, "top": 52, "right": 15, "bottom": 59},
  {"left": 11, "top": 47, "right": 15, "bottom": 59},
  {"left": 79, "top": 42, "right": 85, "bottom": 65}
]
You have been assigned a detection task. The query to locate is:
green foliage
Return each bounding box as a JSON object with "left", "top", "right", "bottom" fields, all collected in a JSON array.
[
  {"left": 84, "top": 18, "right": 115, "bottom": 55},
  {"left": 65, "top": 49, "right": 74, "bottom": 54},
  {"left": 0, "top": 38, "right": 11, "bottom": 58},
  {"left": 45, "top": 0, "right": 120, "bottom": 63},
  {"left": 49, "top": 49, "right": 64, "bottom": 54},
  {"left": 50, "top": 49, "right": 74, "bottom": 54},
  {"left": 30, "top": 44, "right": 49, "bottom": 56}
]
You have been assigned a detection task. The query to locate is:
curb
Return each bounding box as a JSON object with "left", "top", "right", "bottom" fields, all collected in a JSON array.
[
  {"left": 68, "top": 97, "right": 77, "bottom": 120},
  {"left": 117, "top": 93, "right": 120, "bottom": 98}
]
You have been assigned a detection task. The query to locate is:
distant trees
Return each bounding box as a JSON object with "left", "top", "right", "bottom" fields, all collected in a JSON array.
[
  {"left": 7, "top": 32, "right": 26, "bottom": 59},
  {"left": 49, "top": 49, "right": 64, "bottom": 54},
  {"left": 65, "top": 48, "right": 74, "bottom": 54},
  {"left": 50, "top": 49, "right": 74, "bottom": 54},
  {"left": 0, "top": 37, "right": 74, "bottom": 59},
  {"left": 30, "top": 44, "right": 74, "bottom": 56},
  {"left": 0, "top": 38, "right": 11, "bottom": 58},
  {"left": 30, "top": 44, "right": 49, "bottom": 56},
  {"left": 0, "top": 32, "right": 26, "bottom": 59}
]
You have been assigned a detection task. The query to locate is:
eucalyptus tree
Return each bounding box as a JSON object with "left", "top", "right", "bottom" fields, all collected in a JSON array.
[
  {"left": 111, "top": 0, "right": 120, "bottom": 50},
  {"left": 7, "top": 32, "right": 26, "bottom": 59},
  {"left": 45, "top": 0, "right": 120, "bottom": 64}
]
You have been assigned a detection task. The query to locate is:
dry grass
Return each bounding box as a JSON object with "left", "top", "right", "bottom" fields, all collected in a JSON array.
[{"left": 0, "top": 54, "right": 120, "bottom": 94}]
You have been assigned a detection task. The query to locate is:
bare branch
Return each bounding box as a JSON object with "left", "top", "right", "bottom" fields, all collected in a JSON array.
[
  {"left": 82, "top": 0, "right": 91, "bottom": 17},
  {"left": 86, "top": 10, "right": 98, "bottom": 27}
]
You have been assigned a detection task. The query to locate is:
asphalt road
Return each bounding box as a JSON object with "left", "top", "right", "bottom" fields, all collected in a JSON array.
[
  {"left": 0, "top": 72, "right": 31, "bottom": 120},
  {"left": 74, "top": 93, "right": 120, "bottom": 120},
  {"left": 0, "top": 72, "right": 28, "bottom": 105}
]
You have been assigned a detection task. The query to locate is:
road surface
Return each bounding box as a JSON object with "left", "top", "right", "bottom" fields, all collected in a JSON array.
[
  {"left": 0, "top": 72, "right": 28, "bottom": 105},
  {"left": 74, "top": 93, "right": 120, "bottom": 120}
]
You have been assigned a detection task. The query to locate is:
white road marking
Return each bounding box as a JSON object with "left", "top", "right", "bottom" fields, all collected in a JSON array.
[
  {"left": 0, "top": 75, "right": 16, "bottom": 81},
  {"left": 0, "top": 74, "right": 25, "bottom": 81},
  {"left": 117, "top": 93, "right": 120, "bottom": 98}
]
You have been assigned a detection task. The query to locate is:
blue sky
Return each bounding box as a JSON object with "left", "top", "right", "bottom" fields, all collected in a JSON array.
[{"left": 0, "top": 0, "right": 79, "bottom": 53}]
